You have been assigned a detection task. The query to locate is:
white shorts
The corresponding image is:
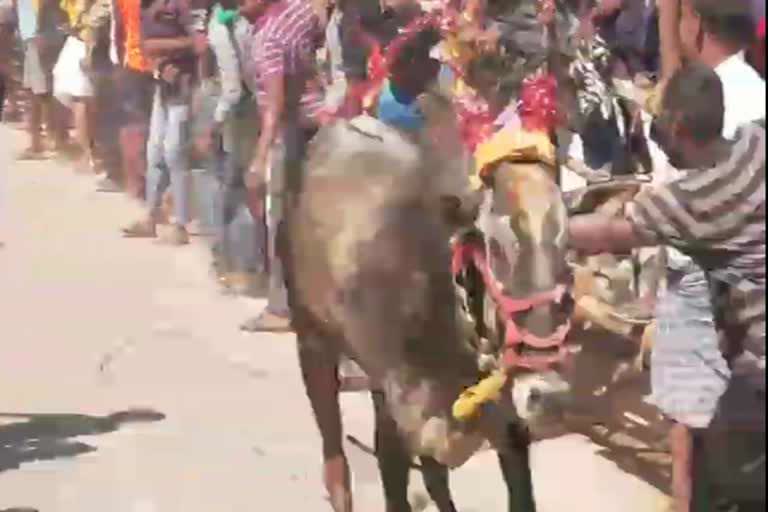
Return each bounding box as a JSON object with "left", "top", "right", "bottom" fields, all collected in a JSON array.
[{"left": 53, "top": 36, "right": 94, "bottom": 106}]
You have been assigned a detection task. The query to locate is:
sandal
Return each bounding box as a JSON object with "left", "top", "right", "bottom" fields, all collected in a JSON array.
[
  {"left": 122, "top": 220, "right": 157, "bottom": 238},
  {"left": 240, "top": 311, "right": 292, "bottom": 333},
  {"left": 16, "top": 147, "right": 50, "bottom": 161}
]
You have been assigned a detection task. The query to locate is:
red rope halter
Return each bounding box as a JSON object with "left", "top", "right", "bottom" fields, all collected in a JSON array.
[{"left": 452, "top": 241, "right": 571, "bottom": 372}]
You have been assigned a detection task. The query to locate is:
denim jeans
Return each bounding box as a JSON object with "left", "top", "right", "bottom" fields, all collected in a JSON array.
[
  {"left": 264, "top": 139, "right": 289, "bottom": 316},
  {"left": 146, "top": 88, "right": 191, "bottom": 225},
  {"left": 198, "top": 146, "right": 266, "bottom": 274}
]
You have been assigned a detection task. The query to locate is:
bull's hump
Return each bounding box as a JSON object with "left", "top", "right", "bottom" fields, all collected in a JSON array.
[{"left": 309, "top": 116, "right": 422, "bottom": 178}]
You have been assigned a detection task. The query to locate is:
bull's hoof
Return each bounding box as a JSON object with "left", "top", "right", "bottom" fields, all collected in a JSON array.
[{"left": 452, "top": 371, "right": 508, "bottom": 422}]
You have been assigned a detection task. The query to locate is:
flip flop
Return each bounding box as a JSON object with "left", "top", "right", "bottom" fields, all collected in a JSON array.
[
  {"left": 122, "top": 221, "right": 157, "bottom": 238},
  {"left": 240, "top": 312, "right": 293, "bottom": 333},
  {"left": 16, "top": 148, "right": 50, "bottom": 161}
]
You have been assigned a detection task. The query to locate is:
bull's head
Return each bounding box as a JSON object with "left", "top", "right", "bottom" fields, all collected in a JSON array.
[{"left": 476, "top": 162, "right": 575, "bottom": 433}]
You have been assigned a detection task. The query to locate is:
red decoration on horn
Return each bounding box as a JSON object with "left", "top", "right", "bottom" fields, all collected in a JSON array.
[
  {"left": 518, "top": 73, "right": 560, "bottom": 134},
  {"left": 454, "top": 94, "right": 494, "bottom": 152}
]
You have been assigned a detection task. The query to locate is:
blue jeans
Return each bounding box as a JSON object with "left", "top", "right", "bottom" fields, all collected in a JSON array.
[
  {"left": 146, "top": 88, "right": 191, "bottom": 225},
  {"left": 199, "top": 146, "right": 266, "bottom": 274}
]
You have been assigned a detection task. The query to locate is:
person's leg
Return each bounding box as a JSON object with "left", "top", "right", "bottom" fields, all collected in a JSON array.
[
  {"left": 0, "top": 72, "right": 6, "bottom": 120},
  {"left": 241, "top": 138, "right": 291, "bottom": 331},
  {"left": 120, "top": 122, "right": 149, "bottom": 199},
  {"left": 71, "top": 97, "right": 94, "bottom": 172},
  {"left": 44, "top": 94, "right": 70, "bottom": 151},
  {"left": 689, "top": 428, "right": 715, "bottom": 512},
  {"left": 93, "top": 70, "right": 124, "bottom": 190},
  {"left": 25, "top": 94, "right": 45, "bottom": 154},
  {"left": 119, "top": 68, "right": 152, "bottom": 200},
  {"left": 162, "top": 101, "right": 191, "bottom": 244},
  {"left": 124, "top": 88, "right": 167, "bottom": 237},
  {"left": 669, "top": 422, "right": 694, "bottom": 512},
  {"left": 19, "top": 41, "right": 47, "bottom": 156}
]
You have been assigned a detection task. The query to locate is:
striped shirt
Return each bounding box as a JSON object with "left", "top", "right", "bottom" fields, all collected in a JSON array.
[
  {"left": 247, "top": 0, "right": 324, "bottom": 123},
  {"left": 629, "top": 123, "right": 766, "bottom": 392}
]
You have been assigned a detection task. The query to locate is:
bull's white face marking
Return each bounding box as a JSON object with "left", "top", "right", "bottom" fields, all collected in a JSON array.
[{"left": 512, "top": 372, "right": 571, "bottom": 424}]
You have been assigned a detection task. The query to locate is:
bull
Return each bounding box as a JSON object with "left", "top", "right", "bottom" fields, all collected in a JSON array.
[{"left": 280, "top": 84, "right": 574, "bottom": 511}]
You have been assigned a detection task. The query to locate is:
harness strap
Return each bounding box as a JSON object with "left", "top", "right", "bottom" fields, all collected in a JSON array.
[{"left": 453, "top": 239, "right": 571, "bottom": 370}]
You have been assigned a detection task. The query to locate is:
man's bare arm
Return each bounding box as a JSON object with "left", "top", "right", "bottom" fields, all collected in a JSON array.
[
  {"left": 568, "top": 213, "right": 650, "bottom": 254},
  {"left": 142, "top": 36, "right": 195, "bottom": 60},
  {"left": 658, "top": 0, "right": 683, "bottom": 82},
  {"left": 249, "top": 72, "right": 285, "bottom": 179}
]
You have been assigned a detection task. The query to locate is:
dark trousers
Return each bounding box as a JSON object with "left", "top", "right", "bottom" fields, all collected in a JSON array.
[
  {"left": 0, "top": 73, "right": 5, "bottom": 118},
  {"left": 274, "top": 118, "right": 317, "bottom": 318}
]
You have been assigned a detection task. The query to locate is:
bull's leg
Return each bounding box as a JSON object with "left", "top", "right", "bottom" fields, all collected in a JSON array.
[
  {"left": 371, "top": 391, "right": 413, "bottom": 512},
  {"left": 498, "top": 423, "right": 537, "bottom": 512},
  {"left": 418, "top": 457, "right": 458, "bottom": 512},
  {"left": 298, "top": 343, "right": 352, "bottom": 512}
]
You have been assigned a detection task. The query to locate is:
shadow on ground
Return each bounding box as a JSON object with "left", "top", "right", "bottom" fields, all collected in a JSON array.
[
  {"left": 563, "top": 328, "right": 672, "bottom": 493},
  {"left": 0, "top": 409, "right": 166, "bottom": 473},
  {"left": 564, "top": 327, "right": 765, "bottom": 508}
]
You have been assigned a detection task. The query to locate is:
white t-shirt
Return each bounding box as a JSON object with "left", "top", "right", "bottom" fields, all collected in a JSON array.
[{"left": 715, "top": 53, "right": 767, "bottom": 139}]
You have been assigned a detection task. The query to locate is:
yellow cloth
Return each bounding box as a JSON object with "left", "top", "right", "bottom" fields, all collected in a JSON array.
[
  {"left": 61, "top": 0, "right": 79, "bottom": 27},
  {"left": 472, "top": 126, "right": 556, "bottom": 187},
  {"left": 453, "top": 370, "right": 508, "bottom": 422},
  {"left": 61, "top": 0, "right": 87, "bottom": 37}
]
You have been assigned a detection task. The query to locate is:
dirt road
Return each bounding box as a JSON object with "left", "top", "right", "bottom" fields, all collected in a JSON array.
[{"left": 0, "top": 125, "right": 666, "bottom": 511}]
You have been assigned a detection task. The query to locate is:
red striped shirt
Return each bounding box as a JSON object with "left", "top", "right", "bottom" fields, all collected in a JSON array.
[{"left": 247, "top": 0, "right": 325, "bottom": 123}]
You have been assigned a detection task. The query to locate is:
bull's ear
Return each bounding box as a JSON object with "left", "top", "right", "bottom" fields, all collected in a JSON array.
[{"left": 563, "top": 181, "right": 643, "bottom": 216}]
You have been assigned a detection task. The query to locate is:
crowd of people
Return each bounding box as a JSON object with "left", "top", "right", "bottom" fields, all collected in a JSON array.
[{"left": 0, "top": 0, "right": 766, "bottom": 510}]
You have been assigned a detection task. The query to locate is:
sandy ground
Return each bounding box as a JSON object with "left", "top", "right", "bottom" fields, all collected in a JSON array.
[{"left": 0, "top": 124, "right": 666, "bottom": 512}]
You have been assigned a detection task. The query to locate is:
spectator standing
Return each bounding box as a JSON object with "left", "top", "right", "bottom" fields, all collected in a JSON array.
[
  {"left": 53, "top": 0, "right": 99, "bottom": 173},
  {"left": 194, "top": 0, "right": 266, "bottom": 289},
  {"left": 16, "top": 0, "right": 68, "bottom": 159},
  {"left": 580, "top": 0, "right": 659, "bottom": 80},
  {"left": 0, "top": 0, "right": 15, "bottom": 119},
  {"left": 121, "top": 0, "right": 205, "bottom": 245},
  {"left": 239, "top": 0, "right": 326, "bottom": 333},
  {"left": 84, "top": 0, "right": 155, "bottom": 198}
]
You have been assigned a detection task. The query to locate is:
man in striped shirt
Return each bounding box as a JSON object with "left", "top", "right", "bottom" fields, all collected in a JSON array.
[
  {"left": 239, "top": 0, "right": 325, "bottom": 332},
  {"left": 569, "top": 64, "right": 765, "bottom": 510}
]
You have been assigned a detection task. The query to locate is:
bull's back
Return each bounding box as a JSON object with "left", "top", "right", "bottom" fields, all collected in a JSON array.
[{"left": 288, "top": 118, "right": 476, "bottom": 384}]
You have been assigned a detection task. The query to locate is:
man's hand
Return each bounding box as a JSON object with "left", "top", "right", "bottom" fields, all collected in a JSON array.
[
  {"left": 192, "top": 32, "right": 209, "bottom": 56},
  {"left": 161, "top": 63, "right": 181, "bottom": 84},
  {"left": 245, "top": 157, "right": 268, "bottom": 193}
]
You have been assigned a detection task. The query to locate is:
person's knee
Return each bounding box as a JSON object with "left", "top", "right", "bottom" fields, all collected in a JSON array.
[
  {"left": 164, "top": 142, "right": 189, "bottom": 174},
  {"left": 146, "top": 137, "right": 164, "bottom": 164}
]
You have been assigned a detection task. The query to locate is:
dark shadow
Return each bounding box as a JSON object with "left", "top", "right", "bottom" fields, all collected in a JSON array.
[
  {"left": 563, "top": 328, "right": 673, "bottom": 493},
  {"left": 0, "top": 409, "right": 165, "bottom": 473}
]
